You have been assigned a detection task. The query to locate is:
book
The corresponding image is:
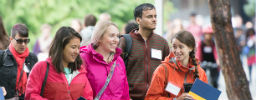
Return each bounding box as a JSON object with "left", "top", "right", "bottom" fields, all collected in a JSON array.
[
  {"left": 0, "top": 87, "right": 4, "bottom": 100},
  {"left": 188, "top": 78, "right": 221, "bottom": 100}
]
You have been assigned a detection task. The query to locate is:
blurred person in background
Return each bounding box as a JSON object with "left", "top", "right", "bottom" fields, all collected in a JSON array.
[
  {"left": 0, "top": 23, "right": 38, "bottom": 100},
  {"left": 80, "top": 14, "right": 97, "bottom": 46},
  {"left": 0, "top": 16, "right": 10, "bottom": 50},
  {"left": 70, "top": 19, "right": 83, "bottom": 33},
  {"left": 186, "top": 12, "right": 203, "bottom": 45},
  {"left": 99, "top": 13, "right": 111, "bottom": 21},
  {"left": 166, "top": 19, "right": 184, "bottom": 46},
  {"left": 124, "top": 20, "right": 138, "bottom": 34},
  {"left": 196, "top": 26, "right": 219, "bottom": 88},
  {"left": 234, "top": 27, "right": 246, "bottom": 55},
  {"left": 25, "top": 27, "right": 93, "bottom": 100},
  {"left": 33, "top": 24, "right": 52, "bottom": 61},
  {"left": 243, "top": 28, "right": 256, "bottom": 82}
]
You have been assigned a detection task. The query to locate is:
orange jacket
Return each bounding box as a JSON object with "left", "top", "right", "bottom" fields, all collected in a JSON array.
[{"left": 145, "top": 53, "right": 208, "bottom": 100}]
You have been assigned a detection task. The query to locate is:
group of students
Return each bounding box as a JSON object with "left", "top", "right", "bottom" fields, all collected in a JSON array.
[{"left": 0, "top": 3, "right": 209, "bottom": 100}]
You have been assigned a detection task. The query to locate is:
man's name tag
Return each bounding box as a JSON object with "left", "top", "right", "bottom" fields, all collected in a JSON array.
[
  {"left": 165, "top": 82, "right": 181, "bottom": 96},
  {"left": 151, "top": 48, "right": 162, "bottom": 60}
]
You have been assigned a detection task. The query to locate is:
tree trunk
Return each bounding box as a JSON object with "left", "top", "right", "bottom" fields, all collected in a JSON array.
[{"left": 208, "top": 0, "right": 252, "bottom": 100}]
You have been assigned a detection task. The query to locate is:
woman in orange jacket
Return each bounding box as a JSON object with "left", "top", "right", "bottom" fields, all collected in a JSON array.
[{"left": 145, "top": 31, "right": 208, "bottom": 100}]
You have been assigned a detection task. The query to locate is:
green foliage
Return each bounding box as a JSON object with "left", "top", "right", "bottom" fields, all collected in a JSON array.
[
  {"left": 244, "top": 0, "right": 255, "bottom": 17},
  {"left": 0, "top": 0, "right": 174, "bottom": 50}
]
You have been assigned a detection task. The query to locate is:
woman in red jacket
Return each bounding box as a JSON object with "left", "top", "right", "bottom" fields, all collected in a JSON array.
[
  {"left": 25, "top": 27, "right": 93, "bottom": 100},
  {"left": 145, "top": 31, "right": 208, "bottom": 100}
]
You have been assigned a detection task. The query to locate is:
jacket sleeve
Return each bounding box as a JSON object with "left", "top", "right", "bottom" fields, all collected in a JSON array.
[
  {"left": 25, "top": 61, "right": 48, "bottom": 100},
  {"left": 196, "top": 41, "right": 203, "bottom": 61},
  {"left": 145, "top": 64, "right": 172, "bottom": 100},
  {"left": 82, "top": 76, "right": 93, "bottom": 100},
  {"left": 120, "top": 59, "right": 130, "bottom": 100},
  {"left": 198, "top": 66, "right": 208, "bottom": 83}
]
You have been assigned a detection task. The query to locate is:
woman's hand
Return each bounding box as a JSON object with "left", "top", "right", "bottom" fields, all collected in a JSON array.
[
  {"left": 176, "top": 93, "right": 193, "bottom": 100},
  {"left": 1, "top": 87, "right": 7, "bottom": 96}
]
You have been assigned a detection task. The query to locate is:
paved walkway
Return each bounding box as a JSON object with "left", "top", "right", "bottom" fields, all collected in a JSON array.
[{"left": 216, "top": 56, "right": 256, "bottom": 100}]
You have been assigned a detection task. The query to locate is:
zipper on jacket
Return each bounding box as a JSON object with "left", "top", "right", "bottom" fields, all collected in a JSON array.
[
  {"left": 64, "top": 71, "right": 85, "bottom": 94},
  {"left": 144, "top": 40, "right": 150, "bottom": 88}
]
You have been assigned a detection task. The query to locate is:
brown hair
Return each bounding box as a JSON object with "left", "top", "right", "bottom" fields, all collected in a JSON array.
[
  {"left": 0, "top": 16, "right": 10, "bottom": 50},
  {"left": 11, "top": 23, "right": 29, "bottom": 38},
  {"left": 84, "top": 14, "right": 97, "bottom": 27},
  {"left": 172, "top": 31, "right": 199, "bottom": 79},
  {"left": 49, "top": 26, "right": 82, "bottom": 73}
]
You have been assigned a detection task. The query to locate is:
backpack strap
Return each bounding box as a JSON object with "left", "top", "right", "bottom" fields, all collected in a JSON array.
[
  {"left": 94, "top": 61, "right": 117, "bottom": 100},
  {"left": 161, "top": 64, "right": 170, "bottom": 97},
  {"left": 122, "top": 34, "right": 132, "bottom": 66},
  {"left": 40, "top": 62, "right": 49, "bottom": 96}
]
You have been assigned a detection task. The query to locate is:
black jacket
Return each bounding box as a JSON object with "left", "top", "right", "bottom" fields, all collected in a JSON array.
[{"left": 0, "top": 49, "right": 38, "bottom": 99}]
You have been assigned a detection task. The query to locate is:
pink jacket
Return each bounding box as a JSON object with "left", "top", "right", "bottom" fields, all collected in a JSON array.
[
  {"left": 80, "top": 44, "right": 130, "bottom": 100},
  {"left": 25, "top": 58, "right": 93, "bottom": 100}
]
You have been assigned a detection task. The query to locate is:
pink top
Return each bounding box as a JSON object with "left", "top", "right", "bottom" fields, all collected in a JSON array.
[{"left": 80, "top": 44, "right": 130, "bottom": 100}]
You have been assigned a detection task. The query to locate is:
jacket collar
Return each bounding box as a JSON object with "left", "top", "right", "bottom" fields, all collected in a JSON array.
[
  {"left": 130, "top": 29, "right": 154, "bottom": 42},
  {"left": 163, "top": 52, "right": 197, "bottom": 73},
  {"left": 46, "top": 58, "right": 86, "bottom": 73},
  {"left": 80, "top": 44, "right": 122, "bottom": 65}
]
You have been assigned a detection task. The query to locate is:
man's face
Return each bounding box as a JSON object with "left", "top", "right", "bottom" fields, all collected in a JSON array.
[
  {"left": 136, "top": 9, "right": 157, "bottom": 30},
  {"left": 10, "top": 34, "right": 30, "bottom": 54}
]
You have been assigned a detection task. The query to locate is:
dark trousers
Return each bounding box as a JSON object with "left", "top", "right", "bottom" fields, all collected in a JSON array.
[{"left": 203, "top": 67, "right": 219, "bottom": 88}]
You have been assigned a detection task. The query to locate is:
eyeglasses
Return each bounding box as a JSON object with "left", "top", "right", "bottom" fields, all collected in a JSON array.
[{"left": 14, "top": 38, "right": 30, "bottom": 44}]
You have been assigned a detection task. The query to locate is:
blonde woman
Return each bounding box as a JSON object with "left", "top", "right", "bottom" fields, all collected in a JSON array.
[{"left": 80, "top": 21, "right": 129, "bottom": 100}]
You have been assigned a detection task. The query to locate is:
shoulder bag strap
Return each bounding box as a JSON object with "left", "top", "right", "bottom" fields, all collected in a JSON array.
[
  {"left": 94, "top": 61, "right": 117, "bottom": 100},
  {"left": 162, "top": 64, "right": 170, "bottom": 98},
  {"left": 40, "top": 62, "right": 49, "bottom": 96}
]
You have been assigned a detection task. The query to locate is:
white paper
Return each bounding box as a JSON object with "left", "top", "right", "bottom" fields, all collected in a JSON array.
[
  {"left": 151, "top": 48, "right": 162, "bottom": 60},
  {"left": 23, "top": 64, "right": 30, "bottom": 73},
  {"left": 165, "top": 82, "right": 181, "bottom": 96},
  {"left": 203, "top": 46, "right": 212, "bottom": 53}
]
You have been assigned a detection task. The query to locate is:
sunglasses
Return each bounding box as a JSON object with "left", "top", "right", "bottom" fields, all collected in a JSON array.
[{"left": 14, "top": 38, "right": 30, "bottom": 44}]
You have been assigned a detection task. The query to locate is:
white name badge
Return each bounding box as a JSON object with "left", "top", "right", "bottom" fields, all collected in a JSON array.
[
  {"left": 23, "top": 64, "right": 30, "bottom": 73},
  {"left": 151, "top": 48, "right": 162, "bottom": 60},
  {"left": 203, "top": 46, "right": 212, "bottom": 53},
  {"left": 165, "top": 82, "right": 181, "bottom": 96}
]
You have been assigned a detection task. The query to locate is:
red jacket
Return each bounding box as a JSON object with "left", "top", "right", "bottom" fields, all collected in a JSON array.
[
  {"left": 145, "top": 53, "right": 208, "bottom": 100},
  {"left": 25, "top": 58, "right": 93, "bottom": 100}
]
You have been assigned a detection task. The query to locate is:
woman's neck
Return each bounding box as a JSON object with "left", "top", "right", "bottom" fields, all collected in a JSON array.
[
  {"left": 95, "top": 47, "right": 113, "bottom": 63},
  {"left": 181, "top": 58, "right": 189, "bottom": 67},
  {"left": 62, "top": 60, "right": 68, "bottom": 68}
]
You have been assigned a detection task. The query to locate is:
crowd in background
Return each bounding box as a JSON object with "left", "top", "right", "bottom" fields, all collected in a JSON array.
[{"left": 0, "top": 2, "right": 255, "bottom": 100}]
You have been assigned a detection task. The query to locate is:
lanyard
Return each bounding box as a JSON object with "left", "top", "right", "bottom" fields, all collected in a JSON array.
[{"left": 94, "top": 61, "right": 117, "bottom": 100}]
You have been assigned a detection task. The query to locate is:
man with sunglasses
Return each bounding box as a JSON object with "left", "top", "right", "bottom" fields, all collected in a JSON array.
[{"left": 0, "top": 23, "right": 38, "bottom": 100}]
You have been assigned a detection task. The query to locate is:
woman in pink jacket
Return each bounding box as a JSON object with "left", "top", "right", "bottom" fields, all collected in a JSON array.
[
  {"left": 80, "top": 21, "right": 130, "bottom": 100},
  {"left": 25, "top": 27, "right": 93, "bottom": 100}
]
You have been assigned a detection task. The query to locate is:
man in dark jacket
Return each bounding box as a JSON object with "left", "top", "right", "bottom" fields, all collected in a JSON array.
[
  {"left": 0, "top": 23, "right": 38, "bottom": 100},
  {"left": 119, "top": 3, "right": 170, "bottom": 100}
]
